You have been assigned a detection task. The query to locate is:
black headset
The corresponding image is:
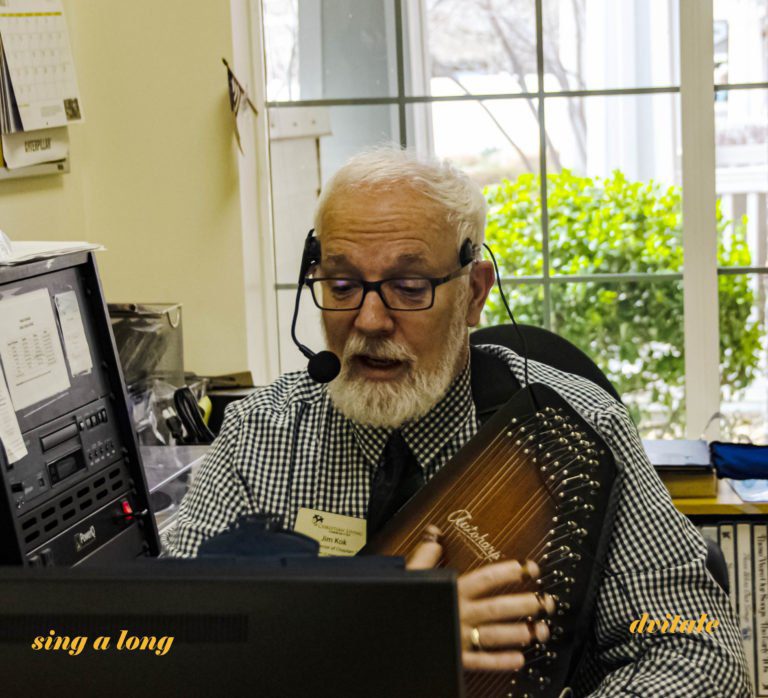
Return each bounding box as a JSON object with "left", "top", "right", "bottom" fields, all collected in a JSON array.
[{"left": 290, "top": 229, "right": 478, "bottom": 383}]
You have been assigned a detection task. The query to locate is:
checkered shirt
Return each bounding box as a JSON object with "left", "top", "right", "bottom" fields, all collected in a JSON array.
[{"left": 164, "top": 344, "right": 751, "bottom": 697}]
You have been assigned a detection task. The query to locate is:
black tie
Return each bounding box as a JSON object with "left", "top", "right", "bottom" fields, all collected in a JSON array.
[{"left": 366, "top": 430, "right": 424, "bottom": 537}]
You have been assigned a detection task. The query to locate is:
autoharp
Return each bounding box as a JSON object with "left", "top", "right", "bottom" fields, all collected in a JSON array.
[{"left": 364, "top": 383, "right": 619, "bottom": 698}]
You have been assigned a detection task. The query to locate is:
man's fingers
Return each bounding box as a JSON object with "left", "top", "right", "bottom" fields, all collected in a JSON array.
[
  {"left": 462, "top": 621, "right": 550, "bottom": 650},
  {"left": 405, "top": 525, "right": 443, "bottom": 570},
  {"left": 458, "top": 560, "right": 539, "bottom": 599},
  {"left": 406, "top": 541, "right": 442, "bottom": 569},
  {"left": 462, "top": 650, "right": 525, "bottom": 672},
  {"left": 463, "top": 592, "right": 554, "bottom": 626}
]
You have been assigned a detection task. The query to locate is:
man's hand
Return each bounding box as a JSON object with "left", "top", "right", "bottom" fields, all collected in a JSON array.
[{"left": 407, "top": 526, "right": 555, "bottom": 672}]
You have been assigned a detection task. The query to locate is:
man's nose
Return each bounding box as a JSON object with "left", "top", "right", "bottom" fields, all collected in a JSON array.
[{"left": 353, "top": 289, "right": 395, "bottom": 335}]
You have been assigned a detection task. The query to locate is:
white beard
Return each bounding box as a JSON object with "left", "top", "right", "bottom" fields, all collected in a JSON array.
[{"left": 325, "top": 305, "right": 468, "bottom": 429}]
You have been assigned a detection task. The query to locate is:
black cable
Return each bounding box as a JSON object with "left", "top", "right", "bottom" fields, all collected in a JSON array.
[
  {"left": 483, "top": 243, "right": 531, "bottom": 390},
  {"left": 481, "top": 242, "right": 541, "bottom": 419},
  {"left": 173, "top": 387, "right": 215, "bottom": 445}
]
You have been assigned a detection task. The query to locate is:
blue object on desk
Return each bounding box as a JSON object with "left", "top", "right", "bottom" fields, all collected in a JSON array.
[{"left": 710, "top": 441, "right": 768, "bottom": 480}]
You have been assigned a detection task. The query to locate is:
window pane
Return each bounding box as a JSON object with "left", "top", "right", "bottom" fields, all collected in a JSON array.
[
  {"left": 263, "top": 0, "right": 300, "bottom": 101},
  {"left": 546, "top": 94, "right": 681, "bottom": 182},
  {"left": 716, "top": 88, "right": 768, "bottom": 268},
  {"left": 269, "top": 105, "right": 400, "bottom": 285},
  {"left": 713, "top": 0, "right": 768, "bottom": 85},
  {"left": 544, "top": 94, "right": 682, "bottom": 275},
  {"left": 408, "top": 99, "right": 540, "bottom": 183},
  {"left": 484, "top": 172, "right": 544, "bottom": 283},
  {"left": 719, "top": 273, "right": 767, "bottom": 442},
  {"left": 543, "top": 0, "right": 679, "bottom": 91},
  {"left": 264, "top": 0, "right": 398, "bottom": 101},
  {"left": 406, "top": 99, "right": 543, "bottom": 273},
  {"left": 406, "top": 0, "right": 538, "bottom": 96},
  {"left": 550, "top": 280, "right": 686, "bottom": 437},
  {"left": 480, "top": 283, "right": 545, "bottom": 329}
]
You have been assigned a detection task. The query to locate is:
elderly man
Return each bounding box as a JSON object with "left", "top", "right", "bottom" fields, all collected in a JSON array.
[{"left": 166, "top": 149, "right": 750, "bottom": 696}]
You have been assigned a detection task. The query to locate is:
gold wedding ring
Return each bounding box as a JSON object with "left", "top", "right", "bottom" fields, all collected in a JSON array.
[{"left": 470, "top": 626, "right": 483, "bottom": 652}]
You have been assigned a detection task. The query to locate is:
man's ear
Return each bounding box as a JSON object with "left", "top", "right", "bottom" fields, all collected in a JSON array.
[{"left": 466, "top": 260, "right": 496, "bottom": 327}]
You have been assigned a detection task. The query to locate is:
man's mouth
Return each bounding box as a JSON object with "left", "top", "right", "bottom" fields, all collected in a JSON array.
[{"left": 354, "top": 354, "right": 408, "bottom": 375}]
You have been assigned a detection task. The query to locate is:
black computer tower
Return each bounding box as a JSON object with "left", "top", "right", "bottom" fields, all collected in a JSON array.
[{"left": 0, "top": 251, "right": 159, "bottom": 565}]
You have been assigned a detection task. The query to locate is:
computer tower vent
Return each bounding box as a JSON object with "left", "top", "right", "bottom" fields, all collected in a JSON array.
[{"left": 18, "top": 462, "right": 130, "bottom": 551}]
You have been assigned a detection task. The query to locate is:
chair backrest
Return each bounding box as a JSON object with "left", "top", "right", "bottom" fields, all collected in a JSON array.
[{"left": 469, "top": 323, "right": 622, "bottom": 402}]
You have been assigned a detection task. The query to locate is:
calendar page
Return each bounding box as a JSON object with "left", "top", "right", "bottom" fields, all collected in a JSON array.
[{"left": 0, "top": 0, "right": 82, "bottom": 131}]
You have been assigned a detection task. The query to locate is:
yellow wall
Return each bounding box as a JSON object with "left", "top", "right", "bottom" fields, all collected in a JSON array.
[{"left": 0, "top": 0, "right": 248, "bottom": 376}]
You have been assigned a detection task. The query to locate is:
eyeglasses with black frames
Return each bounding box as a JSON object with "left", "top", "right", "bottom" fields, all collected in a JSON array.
[{"left": 305, "top": 263, "right": 473, "bottom": 312}]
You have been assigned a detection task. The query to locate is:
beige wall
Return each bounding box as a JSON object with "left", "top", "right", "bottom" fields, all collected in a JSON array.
[{"left": 0, "top": 0, "right": 249, "bottom": 376}]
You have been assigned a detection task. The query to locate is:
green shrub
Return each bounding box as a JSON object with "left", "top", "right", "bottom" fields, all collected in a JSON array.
[{"left": 482, "top": 170, "right": 763, "bottom": 434}]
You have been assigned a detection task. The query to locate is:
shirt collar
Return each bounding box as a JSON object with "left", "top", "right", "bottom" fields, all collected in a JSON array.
[{"left": 349, "top": 356, "right": 474, "bottom": 470}]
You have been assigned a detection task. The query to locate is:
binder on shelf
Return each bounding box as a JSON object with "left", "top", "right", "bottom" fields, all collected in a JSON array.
[
  {"left": 737, "top": 523, "right": 756, "bottom": 690},
  {"left": 754, "top": 524, "right": 768, "bottom": 696},
  {"left": 700, "top": 525, "right": 718, "bottom": 544},
  {"left": 692, "top": 516, "right": 767, "bottom": 693},
  {"left": 718, "top": 524, "right": 738, "bottom": 615}
]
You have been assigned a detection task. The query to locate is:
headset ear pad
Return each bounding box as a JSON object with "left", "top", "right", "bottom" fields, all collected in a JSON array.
[
  {"left": 460, "top": 238, "right": 475, "bottom": 267},
  {"left": 307, "top": 237, "right": 321, "bottom": 267},
  {"left": 300, "top": 230, "right": 322, "bottom": 279}
]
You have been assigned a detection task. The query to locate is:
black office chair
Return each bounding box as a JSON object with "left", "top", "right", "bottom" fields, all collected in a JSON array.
[
  {"left": 470, "top": 323, "right": 621, "bottom": 402},
  {"left": 469, "top": 323, "right": 730, "bottom": 595}
]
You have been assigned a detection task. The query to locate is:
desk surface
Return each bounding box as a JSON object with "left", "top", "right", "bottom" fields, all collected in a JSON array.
[
  {"left": 138, "top": 447, "right": 767, "bottom": 518},
  {"left": 672, "top": 478, "right": 768, "bottom": 516},
  {"left": 141, "top": 445, "right": 209, "bottom": 492}
]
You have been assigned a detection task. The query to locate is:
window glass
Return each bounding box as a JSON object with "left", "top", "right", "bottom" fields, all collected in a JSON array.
[
  {"left": 543, "top": 0, "right": 680, "bottom": 91},
  {"left": 713, "top": 0, "right": 768, "bottom": 85},
  {"left": 481, "top": 283, "right": 545, "bottom": 330},
  {"left": 719, "top": 273, "right": 767, "bottom": 442},
  {"left": 268, "top": 104, "right": 400, "bottom": 286},
  {"left": 410, "top": 99, "right": 541, "bottom": 184},
  {"left": 545, "top": 94, "right": 682, "bottom": 275},
  {"left": 264, "top": 0, "right": 398, "bottom": 101},
  {"left": 715, "top": 88, "right": 768, "bottom": 270},
  {"left": 550, "top": 280, "right": 686, "bottom": 437},
  {"left": 407, "top": 0, "right": 538, "bottom": 96}
]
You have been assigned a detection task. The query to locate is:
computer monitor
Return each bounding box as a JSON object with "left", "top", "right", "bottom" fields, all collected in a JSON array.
[{"left": 0, "top": 562, "right": 464, "bottom": 697}]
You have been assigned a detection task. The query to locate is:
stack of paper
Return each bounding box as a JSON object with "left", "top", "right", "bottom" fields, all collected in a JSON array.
[
  {"left": 0, "top": 0, "right": 82, "bottom": 169},
  {"left": 0, "top": 230, "right": 102, "bottom": 265}
]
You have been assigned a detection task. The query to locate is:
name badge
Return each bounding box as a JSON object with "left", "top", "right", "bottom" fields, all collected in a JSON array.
[{"left": 294, "top": 508, "right": 367, "bottom": 557}]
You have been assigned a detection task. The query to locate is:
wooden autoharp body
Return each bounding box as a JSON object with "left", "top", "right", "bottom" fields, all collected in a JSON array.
[{"left": 364, "top": 384, "right": 620, "bottom": 698}]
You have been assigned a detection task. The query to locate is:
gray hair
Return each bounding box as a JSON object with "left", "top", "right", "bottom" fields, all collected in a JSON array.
[{"left": 313, "top": 147, "right": 487, "bottom": 251}]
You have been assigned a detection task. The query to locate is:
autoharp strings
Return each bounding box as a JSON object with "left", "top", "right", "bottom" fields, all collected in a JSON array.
[{"left": 386, "top": 405, "right": 603, "bottom": 697}]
